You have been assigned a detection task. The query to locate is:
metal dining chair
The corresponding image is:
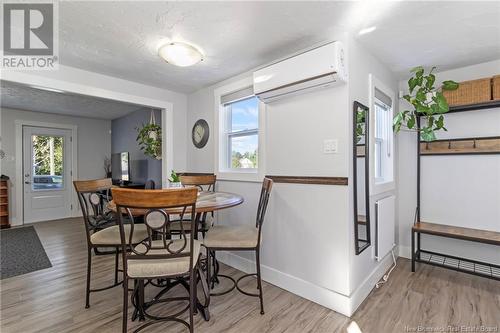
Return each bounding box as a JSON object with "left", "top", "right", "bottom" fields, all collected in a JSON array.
[
  {"left": 73, "top": 178, "right": 149, "bottom": 308},
  {"left": 112, "top": 187, "right": 207, "bottom": 333},
  {"left": 145, "top": 179, "right": 156, "bottom": 189},
  {"left": 203, "top": 178, "right": 273, "bottom": 315},
  {"left": 170, "top": 174, "right": 217, "bottom": 238}
]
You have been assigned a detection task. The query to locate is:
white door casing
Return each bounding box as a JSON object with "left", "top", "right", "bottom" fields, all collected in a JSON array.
[{"left": 23, "top": 126, "right": 73, "bottom": 223}]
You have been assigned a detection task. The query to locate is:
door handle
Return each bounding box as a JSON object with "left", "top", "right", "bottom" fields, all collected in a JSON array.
[{"left": 25, "top": 181, "right": 31, "bottom": 184}]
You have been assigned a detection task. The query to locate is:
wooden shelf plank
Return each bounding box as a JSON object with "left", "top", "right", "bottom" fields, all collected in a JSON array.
[
  {"left": 417, "top": 100, "right": 500, "bottom": 117},
  {"left": 448, "top": 100, "right": 500, "bottom": 113},
  {"left": 420, "top": 136, "right": 500, "bottom": 155},
  {"left": 413, "top": 221, "right": 500, "bottom": 246}
]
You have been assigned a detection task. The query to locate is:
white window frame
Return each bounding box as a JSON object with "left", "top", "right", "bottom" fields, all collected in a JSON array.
[
  {"left": 214, "top": 77, "right": 266, "bottom": 182},
  {"left": 374, "top": 99, "right": 391, "bottom": 183},
  {"left": 369, "top": 74, "right": 395, "bottom": 195}
]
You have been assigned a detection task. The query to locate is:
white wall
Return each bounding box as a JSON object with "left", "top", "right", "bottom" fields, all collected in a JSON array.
[
  {"left": 186, "top": 33, "right": 400, "bottom": 316},
  {"left": 346, "top": 35, "right": 399, "bottom": 311},
  {"left": 397, "top": 59, "right": 500, "bottom": 265},
  {"left": 0, "top": 107, "right": 111, "bottom": 225}
]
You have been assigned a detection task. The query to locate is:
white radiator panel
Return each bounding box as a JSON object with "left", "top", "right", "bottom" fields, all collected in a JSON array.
[{"left": 375, "top": 195, "right": 395, "bottom": 261}]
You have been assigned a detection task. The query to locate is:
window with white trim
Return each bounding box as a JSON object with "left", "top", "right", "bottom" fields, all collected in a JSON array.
[
  {"left": 220, "top": 87, "right": 259, "bottom": 171},
  {"left": 374, "top": 88, "right": 393, "bottom": 184}
]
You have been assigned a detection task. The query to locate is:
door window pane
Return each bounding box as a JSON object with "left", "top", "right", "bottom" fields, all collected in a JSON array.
[{"left": 32, "top": 135, "right": 64, "bottom": 190}]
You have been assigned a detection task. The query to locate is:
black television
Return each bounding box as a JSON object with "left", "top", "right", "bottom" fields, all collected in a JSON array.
[{"left": 111, "top": 152, "right": 130, "bottom": 183}]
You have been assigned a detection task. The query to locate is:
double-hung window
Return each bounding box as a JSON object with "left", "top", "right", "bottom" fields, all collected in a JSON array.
[
  {"left": 220, "top": 86, "right": 259, "bottom": 172},
  {"left": 373, "top": 88, "right": 393, "bottom": 184}
]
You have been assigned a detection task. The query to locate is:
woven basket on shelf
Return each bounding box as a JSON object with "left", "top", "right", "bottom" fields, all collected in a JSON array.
[
  {"left": 442, "top": 78, "right": 491, "bottom": 106},
  {"left": 493, "top": 75, "right": 500, "bottom": 100}
]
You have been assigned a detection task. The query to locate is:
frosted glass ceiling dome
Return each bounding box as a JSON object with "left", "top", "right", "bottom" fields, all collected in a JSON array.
[{"left": 158, "top": 42, "right": 204, "bottom": 67}]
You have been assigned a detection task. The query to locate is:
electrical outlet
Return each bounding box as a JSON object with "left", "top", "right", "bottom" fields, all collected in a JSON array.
[{"left": 323, "top": 139, "right": 338, "bottom": 154}]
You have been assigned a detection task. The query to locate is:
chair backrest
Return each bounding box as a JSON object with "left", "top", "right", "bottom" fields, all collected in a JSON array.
[
  {"left": 73, "top": 178, "right": 115, "bottom": 244},
  {"left": 112, "top": 188, "right": 198, "bottom": 271},
  {"left": 145, "top": 179, "right": 156, "bottom": 189},
  {"left": 179, "top": 174, "right": 216, "bottom": 192},
  {"left": 256, "top": 178, "right": 273, "bottom": 233}
]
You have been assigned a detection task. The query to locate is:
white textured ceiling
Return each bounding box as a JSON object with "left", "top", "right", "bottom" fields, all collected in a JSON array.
[
  {"left": 56, "top": 1, "right": 500, "bottom": 93},
  {"left": 1, "top": 81, "right": 150, "bottom": 120}
]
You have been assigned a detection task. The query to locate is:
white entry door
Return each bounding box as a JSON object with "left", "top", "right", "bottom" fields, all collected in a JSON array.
[{"left": 23, "top": 126, "right": 73, "bottom": 223}]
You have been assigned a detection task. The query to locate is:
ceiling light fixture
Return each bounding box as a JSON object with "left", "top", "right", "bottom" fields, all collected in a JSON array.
[
  {"left": 358, "top": 26, "right": 377, "bottom": 35},
  {"left": 158, "top": 41, "right": 204, "bottom": 67}
]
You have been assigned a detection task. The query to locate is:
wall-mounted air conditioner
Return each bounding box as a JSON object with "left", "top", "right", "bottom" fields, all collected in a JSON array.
[{"left": 253, "top": 41, "right": 348, "bottom": 103}]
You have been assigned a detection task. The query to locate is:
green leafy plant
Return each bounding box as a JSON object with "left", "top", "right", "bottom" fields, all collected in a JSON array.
[
  {"left": 136, "top": 123, "right": 162, "bottom": 160},
  {"left": 393, "top": 66, "right": 459, "bottom": 141},
  {"left": 356, "top": 109, "right": 366, "bottom": 143},
  {"left": 168, "top": 170, "right": 180, "bottom": 183}
]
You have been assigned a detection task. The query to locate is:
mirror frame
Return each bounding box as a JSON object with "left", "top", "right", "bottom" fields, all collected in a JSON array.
[{"left": 353, "top": 101, "right": 371, "bottom": 255}]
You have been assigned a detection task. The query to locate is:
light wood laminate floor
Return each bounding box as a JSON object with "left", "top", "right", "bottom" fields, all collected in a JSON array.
[{"left": 1, "top": 218, "right": 499, "bottom": 333}]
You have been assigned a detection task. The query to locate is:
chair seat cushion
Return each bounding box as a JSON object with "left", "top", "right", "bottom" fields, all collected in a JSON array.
[
  {"left": 170, "top": 220, "right": 194, "bottom": 231},
  {"left": 204, "top": 225, "right": 258, "bottom": 249},
  {"left": 127, "top": 239, "right": 201, "bottom": 278},
  {"left": 170, "top": 219, "right": 212, "bottom": 232},
  {"left": 90, "top": 224, "right": 148, "bottom": 246}
]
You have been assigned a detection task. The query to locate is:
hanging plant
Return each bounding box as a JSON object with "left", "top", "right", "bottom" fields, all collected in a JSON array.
[
  {"left": 136, "top": 110, "right": 162, "bottom": 160},
  {"left": 393, "top": 66, "right": 459, "bottom": 142}
]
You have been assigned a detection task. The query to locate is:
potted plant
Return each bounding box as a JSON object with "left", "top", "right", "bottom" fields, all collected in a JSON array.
[
  {"left": 136, "top": 110, "right": 162, "bottom": 159},
  {"left": 168, "top": 170, "right": 182, "bottom": 188},
  {"left": 393, "top": 66, "right": 459, "bottom": 141}
]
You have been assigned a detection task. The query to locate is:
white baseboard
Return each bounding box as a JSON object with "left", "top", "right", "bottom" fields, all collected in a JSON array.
[
  {"left": 216, "top": 251, "right": 352, "bottom": 317},
  {"left": 398, "top": 245, "right": 411, "bottom": 259},
  {"left": 216, "top": 248, "right": 403, "bottom": 317},
  {"left": 348, "top": 250, "right": 395, "bottom": 314},
  {"left": 10, "top": 217, "right": 19, "bottom": 227}
]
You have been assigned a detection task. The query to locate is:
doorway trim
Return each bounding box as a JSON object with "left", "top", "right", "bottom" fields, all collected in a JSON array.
[
  {"left": 15, "top": 120, "right": 78, "bottom": 224},
  {"left": 3, "top": 68, "right": 174, "bottom": 226}
]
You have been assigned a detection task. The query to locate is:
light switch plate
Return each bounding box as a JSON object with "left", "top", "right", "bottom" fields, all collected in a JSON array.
[{"left": 323, "top": 139, "right": 338, "bottom": 154}]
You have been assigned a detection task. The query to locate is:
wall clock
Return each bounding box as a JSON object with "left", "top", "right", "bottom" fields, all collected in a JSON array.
[{"left": 192, "top": 119, "right": 209, "bottom": 148}]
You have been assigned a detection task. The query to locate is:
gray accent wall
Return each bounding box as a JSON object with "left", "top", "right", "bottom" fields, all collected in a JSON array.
[{"left": 111, "top": 108, "right": 162, "bottom": 188}]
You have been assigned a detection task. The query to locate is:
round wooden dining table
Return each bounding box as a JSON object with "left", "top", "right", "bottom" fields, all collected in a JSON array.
[
  {"left": 107, "top": 190, "right": 243, "bottom": 322},
  {"left": 107, "top": 190, "right": 244, "bottom": 216}
]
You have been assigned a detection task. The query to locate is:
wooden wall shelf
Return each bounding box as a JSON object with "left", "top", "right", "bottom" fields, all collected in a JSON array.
[
  {"left": 417, "top": 100, "right": 500, "bottom": 116},
  {"left": 448, "top": 100, "right": 500, "bottom": 113},
  {"left": 356, "top": 145, "right": 365, "bottom": 157},
  {"left": 420, "top": 136, "right": 500, "bottom": 155}
]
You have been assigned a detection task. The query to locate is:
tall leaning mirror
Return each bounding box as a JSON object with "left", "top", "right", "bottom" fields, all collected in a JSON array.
[{"left": 353, "top": 101, "right": 371, "bottom": 254}]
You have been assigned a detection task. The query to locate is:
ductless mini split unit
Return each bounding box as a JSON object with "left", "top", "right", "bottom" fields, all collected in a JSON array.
[{"left": 253, "top": 41, "right": 348, "bottom": 103}]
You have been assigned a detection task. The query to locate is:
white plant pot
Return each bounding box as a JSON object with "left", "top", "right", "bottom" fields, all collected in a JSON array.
[{"left": 169, "top": 182, "right": 182, "bottom": 188}]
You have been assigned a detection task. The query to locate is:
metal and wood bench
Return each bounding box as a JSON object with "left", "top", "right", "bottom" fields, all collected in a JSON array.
[
  {"left": 411, "top": 221, "right": 500, "bottom": 280},
  {"left": 412, "top": 101, "right": 500, "bottom": 281}
]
